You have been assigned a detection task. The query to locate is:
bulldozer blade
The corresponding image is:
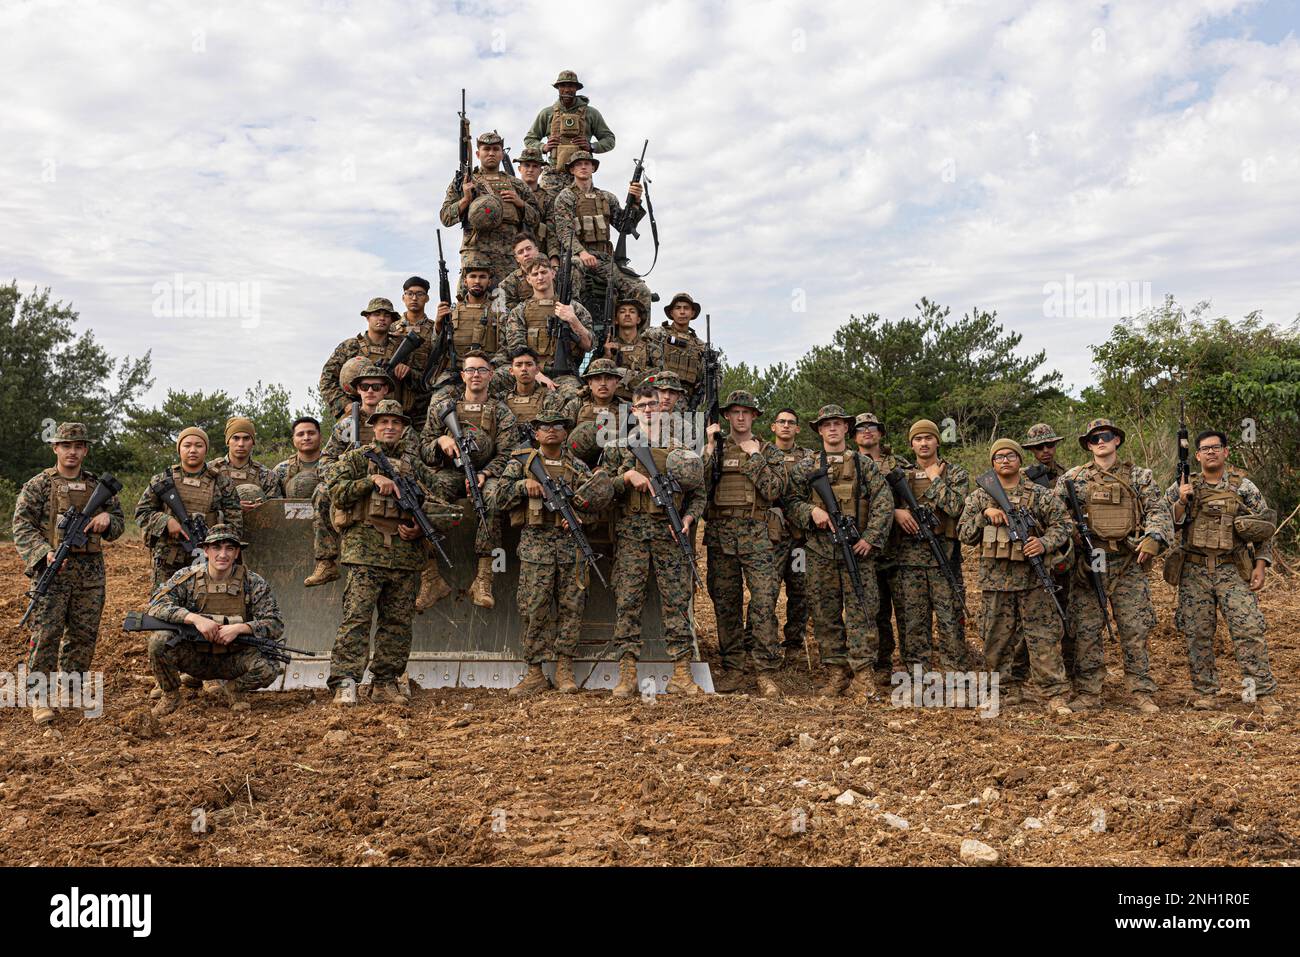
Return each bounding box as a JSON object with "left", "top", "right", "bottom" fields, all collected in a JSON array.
[{"left": 242, "top": 499, "right": 712, "bottom": 691}]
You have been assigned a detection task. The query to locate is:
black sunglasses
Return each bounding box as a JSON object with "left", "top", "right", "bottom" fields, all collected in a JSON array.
[{"left": 1086, "top": 430, "right": 1118, "bottom": 445}]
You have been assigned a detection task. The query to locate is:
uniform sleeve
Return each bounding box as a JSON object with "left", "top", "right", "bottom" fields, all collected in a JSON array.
[
  {"left": 1135, "top": 467, "right": 1172, "bottom": 554},
  {"left": 483, "top": 404, "right": 518, "bottom": 478},
  {"left": 326, "top": 450, "right": 374, "bottom": 507},
  {"left": 486, "top": 455, "right": 528, "bottom": 513},
  {"left": 746, "top": 445, "right": 787, "bottom": 503},
  {"left": 214, "top": 475, "right": 243, "bottom": 536},
  {"left": 553, "top": 189, "right": 587, "bottom": 257},
  {"left": 259, "top": 463, "right": 282, "bottom": 499},
  {"left": 420, "top": 397, "right": 454, "bottom": 465},
  {"left": 244, "top": 572, "right": 285, "bottom": 641},
  {"left": 572, "top": 301, "right": 596, "bottom": 346},
  {"left": 512, "top": 176, "right": 539, "bottom": 227},
  {"left": 608, "top": 189, "right": 645, "bottom": 236},
  {"left": 860, "top": 457, "right": 894, "bottom": 549},
  {"left": 585, "top": 104, "right": 615, "bottom": 153},
  {"left": 12, "top": 474, "right": 52, "bottom": 572},
  {"left": 502, "top": 303, "right": 527, "bottom": 357},
  {"left": 598, "top": 445, "right": 629, "bottom": 498},
  {"left": 958, "top": 488, "right": 992, "bottom": 546},
  {"left": 784, "top": 461, "right": 815, "bottom": 532},
  {"left": 1240, "top": 479, "right": 1274, "bottom": 565},
  {"left": 524, "top": 106, "right": 552, "bottom": 153},
  {"left": 320, "top": 340, "right": 354, "bottom": 418},
  {"left": 440, "top": 173, "right": 466, "bottom": 228},
  {"left": 134, "top": 472, "right": 173, "bottom": 543},
  {"left": 146, "top": 570, "right": 196, "bottom": 623},
  {"left": 101, "top": 488, "right": 127, "bottom": 542},
  {"left": 1033, "top": 486, "right": 1071, "bottom": 555}
]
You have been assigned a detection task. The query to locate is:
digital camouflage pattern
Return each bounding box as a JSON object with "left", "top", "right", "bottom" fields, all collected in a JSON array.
[
  {"left": 643, "top": 324, "right": 707, "bottom": 407},
  {"left": 13, "top": 467, "right": 126, "bottom": 677},
  {"left": 552, "top": 183, "right": 651, "bottom": 314},
  {"left": 501, "top": 297, "right": 596, "bottom": 402},
  {"left": 329, "top": 565, "right": 421, "bottom": 689},
  {"left": 270, "top": 455, "right": 323, "bottom": 499},
  {"left": 439, "top": 168, "right": 540, "bottom": 292},
  {"left": 319, "top": 331, "right": 423, "bottom": 420},
  {"left": 135, "top": 465, "right": 243, "bottom": 586},
  {"left": 210, "top": 455, "right": 281, "bottom": 499}
]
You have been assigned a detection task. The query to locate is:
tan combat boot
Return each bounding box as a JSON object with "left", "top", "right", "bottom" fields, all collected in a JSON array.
[
  {"left": 1192, "top": 695, "right": 1221, "bottom": 710},
  {"left": 1046, "top": 695, "right": 1073, "bottom": 716},
  {"left": 469, "top": 556, "right": 495, "bottom": 609},
  {"left": 415, "top": 561, "right": 452, "bottom": 612},
  {"left": 332, "top": 678, "right": 358, "bottom": 706},
  {"left": 816, "top": 664, "right": 852, "bottom": 698},
  {"left": 1132, "top": 693, "right": 1160, "bottom": 714},
  {"left": 371, "top": 681, "right": 408, "bottom": 706},
  {"left": 847, "top": 669, "right": 878, "bottom": 701},
  {"left": 666, "top": 659, "right": 701, "bottom": 697},
  {"left": 610, "top": 655, "right": 639, "bottom": 698},
  {"left": 222, "top": 682, "right": 250, "bottom": 712},
  {"left": 151, "top": 691, "right": 181, "bottom": 717},
  {"left": 756, "top": 673, "right": 782, "bottom": 699},
  {"left": 304, "top": 558, "right": 339, "bottom": 587},
  {"left": 1067, "top": 692, "right": 1103, "bottom": 711},
  {"left": 509, "top": 664, "right": 549, "bottom": 697},
  {"left": 31, "top": 701, "right": 56, "bottom": 726},
  {"left": 553, "top": 656, "right": 578, "bottom": 694},
  {"left": 180, "top": 674, "right": 203, "bottom": 690}
]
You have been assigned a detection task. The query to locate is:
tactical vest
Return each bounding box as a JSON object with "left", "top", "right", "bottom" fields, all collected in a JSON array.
[
  {"left": 810, "top": 453, "right": 866, "bottom": 528},
  {"left": 660, "top": 332, "right": 703, "bottom": 389},
  {"left": 217, "top": 458, "right": 263, "bottom": 486},
  {"left": 980, "top": 486, "right": 1028, "bottom": 562},
  {"left": 528, "top": 186, "right": 551, "bottom": 250},
  {"left": 548, "top": 103, "right": 589, "bottom": 170},
  {"left": 345, "top": 449, "right": 417, "bottom": 544},
  {"left": 191, "top": 565, "right": 248, "bottom": 654},
  {"left": 624, "top": 445, "right": 684, "bottom": 517},
  {"left": 452, "top": 301, "right": 499, "bottom": 357},
  {"left": 1083, "top": 465, "right": 1141, "bottom": 548},
  {"left": 475, "top": 171, "right": 522, "bottom": 227},
  {"left": 280, "top": 457, "right": 321, "bottom": 498},
  {"left": 506, "top": 388, "right": 545, "bottom": 425},
  {"left": 523, "top": 299, "right": 559, "bottom": 363},
  {"left": 515, "top": 451, "right": 586, "bottom": 527},
  {"left": 907, "top": 465, "right": 958, "bottom": 538},
  {"left": 396, "top": 316, "right": 436, "bottom": 378},
  {"left": 709, "top": 439, "right": 770, "bottom": 520},
  {"left": 44, "top": 468, "right": 102, "bottom": 553},
  {"left": 574, "top": 189, "right": 612, "bottom": 252},
  {"left": 455, "top": 398, "right": 499, "bottom": 460},
  {"left": 161, "top": 466, "right": 220, "bottom": 563},
  {"left": 1025, "top": 461, "right": 1061, "bottom": 489},
  {"left": 1186, "top": 473, "right": 1244, "bottom": 557},
  {"left": 614, "top": 336, "right": 651, "bottom": 396}
]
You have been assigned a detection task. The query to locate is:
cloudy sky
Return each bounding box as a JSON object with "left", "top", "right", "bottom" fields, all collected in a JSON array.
[{"left": 3, "top": 0, "right": 1298, "bottom": 410}]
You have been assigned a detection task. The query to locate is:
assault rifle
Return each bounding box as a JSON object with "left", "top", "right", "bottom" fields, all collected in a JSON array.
[
  {"left": 150, "top": 473, "right": 209, "bottom": 561},
  {"left": 703, "top": 313, "right": 722, "bottom": 484},
  {"left": 808, "top": 463, "right": 869, "bottom": 617},
  {"left": 627, "top": 416, "right": 702, "bottom": 588},
  {"left": 885, "top": 467, "right": 967, "bottom": 623},
  {"left": 1062, "top": 478, "right": 1118, "bottom": 645},
  {"left": 1176, "top": 398, "right": 1190, "bottom": 487},
  {"left": 424, "top": 229, "right": 459, "bottom": 391},
  {"left": 19, "top": 474, "right": 123, "bottom": 628},
  {"left": 456, "top": 89, "right": 471, "bottom": 229},
  {"left": 347, "top": 400, "right": 362, "bottom": 448},
  {"left": 525, "top": 454, "right": 607, "bottom": 587},
  {"left": 501, "top": 145, "right": 515, "bottom": 178},
  {"left": 383, "top": 330, "right": 422, "bottom": 378},
  {"left": 362, "top": 448, "right": 453, "bottom": 568},
  {"left": 975, "top": 470, "right": 1067, "bottom": 626},
  {"left": 441, "top": 406, "right": 488, "bottom": 522},
  {"left": 612, "top": 139, "right": 658, "bottom": 276},
  {"left": 123, "top": 612, "right": 313, "bottom": 665},
  {"left": 547, "top": 232, "right": 580, "bottom": 377}
]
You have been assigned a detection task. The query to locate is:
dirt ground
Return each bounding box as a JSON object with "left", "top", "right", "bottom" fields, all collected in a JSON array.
[{"left": 1, "top": 541, "right": 1297, "bottom": 867}]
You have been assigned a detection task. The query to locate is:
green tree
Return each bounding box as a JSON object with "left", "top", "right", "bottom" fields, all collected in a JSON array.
[{"left": 118, "top": 389, "right": 237, "bottom": 477}]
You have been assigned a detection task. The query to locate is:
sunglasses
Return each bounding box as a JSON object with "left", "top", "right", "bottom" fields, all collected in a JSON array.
[
  {"left": 1086, "top": 430, "right": 1118, "bottom": 445},
  {"left": 356, "top": 382, "right": 386, "bottom": 392}
]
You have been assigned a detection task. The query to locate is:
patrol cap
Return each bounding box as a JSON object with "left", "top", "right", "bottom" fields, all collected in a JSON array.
[
  {"left": 990, "top": 438, "right": 1025, "bottom": 463},
  {"left": 646, "top": 370, "right": 687, "bottom": 394},
  {"left": 1079, "top": 418, "right": 1126, "bottom": 450},
  {"left": 48, "top": 422, "right": 91, "bottom": 444},
  {"left": 565, "top": 150, "right": 599, "bottom": 171},
  {"left": 1022, "top": 422, "right": 1062, "bottom": 448},
  {"left": 201, "top": 523, "right": 248, "bottom": 548},
  {"left": 616, "top": 295, "right": 647, "bottom": 317},
  {"left": 582, "top": 358, "right": 625, "bottom": 380},
  {"left": 663, "top": 292, "right": 701, "bottom": 319},
  {"left": 553, "top": 70, "right": 584, "bottom": 90},
  {"left": 721, "top": 390, "right": 763, "bottom": 416},
  {"left": 361, "top": 297, "right": 399, "bottom": 317},
  {"left": 463, "top": 256, "right": 494, "bottom": 275},
  {"left": 811, "top": 404, "right": 854, "bottom": 428},
  {"left": 367, "top": 399, "right": 411, "bottom": 426}
]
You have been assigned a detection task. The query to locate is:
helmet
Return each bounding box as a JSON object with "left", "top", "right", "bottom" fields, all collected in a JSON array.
[
  {"left": 339, "top": 356, "right": 371, "bottom": 393},
  {"left": 572, "top": 470, "right": 614, "bottom": 513},
  {"left": 666, "top": 448, "right": 703, "bottom": 492},
  {"left": 235, "top": 483, "right": 266, "bottom": 504},
  {"left": 1234, "top": 510, "right": 1277, "bottom": 543},
  {"left": 568, "top": 420, "right": 602, "bottom": 463},
  {"left": 467, "top": 191, "right": 505, "bottom": 231}
]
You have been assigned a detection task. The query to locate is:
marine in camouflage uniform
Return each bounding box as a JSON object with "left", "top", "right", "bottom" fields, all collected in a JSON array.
[
  {"left": 889, "top": 419, "right": 976, "bottom": 672},
  {"left": 420, "top": 349, "right": 519, "bottom": 609},
  {"left": 598, "top": 385, "right": 707, "bottom": 697},
  {"left": 1164, "top": 429, "right": 1281, "bottom": 713},
  {"left": 423, "top": 260, "right": 513, "bottom": 402},
  {"left": 1016, "top": 421, "right": 1074, "bottom": 680},
  {"left": 523, "top": 70, "right": 616, "bottom": 194},
  {"left": 515, "top": 147, "right": 562, "bottom": 263},
  {"left": 957, "top": 439, "right": 1073, "bottom": 713},
  {"left": 325, "top": 400, "right": 457, "bottom": 705},
  {"left": 486, "top": 411, "right": 609, "bottom": 696},
  {"left": 783, "top": 406, "right": 895, "bottom": 698},
  {"left": 319, "top": 297, "right": 422, "bottom": 420},
  {"left": 502, "top": 258, "right": 595, "bottom": 404},
  {"left": 135, "top": 426, "right": 242, "bottom": 587},
  {"left": 602, "top": 297, "right": 658, "bottom": 399},
  {"left": 855, "top": 411, "right": 909, "bottom": 675},
  {"left": 440, "top": 130, "right": 539, "bottom": 296},
  {"left": 500, "top": 346, "right": 556, "bottom": 431},
  {"left": 498, "top": 234, "right": 587, "bottom": 313},
  {"left": 752, "top": 407, "right": 814, "bottom": 655},
  {"left": 147, "top": 524, "right": 284, "bottom": 716},
  {"left": 702, "top": 392, "right": 788, "bottom": 696},
  {"left": 554, "top": 358, "right": 624, "bottom": 556},
  {"left": 643, "top": 293, "right": 708, "bottom": 410},
  {"left": 303, "top": 361, "right": 396, "bottom": 588},
  {"left": 210, "top": 416, "right": 280, "bottom": 503},
  {"left": 553, "top": 150, "right": 652, "bottom": 320},
  {"left": 270, "top": 416, "right": 324, "bottom": 499},
  {"left": 12, "top": 423, "right": 126, "bottom": 724},
  {"left": 1053, "top": 419, "right": 1170, "bottom": 712}
]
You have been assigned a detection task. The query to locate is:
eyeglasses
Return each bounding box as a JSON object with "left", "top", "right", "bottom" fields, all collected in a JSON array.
[
  {"left": 1085, "top": 431, "right": 1118, "bottom": 445},
  {"left": 356, "top": 382, "right": 386, "bottom": 392},
  {"left": 633, "top": 402, "right": 658, "bottom": 411},
  {"left": 463, "top": 366, "right": 492, "bottom": 376},
  {"left": 774, "top": 419, "right": 799, "bottom": 427},
  {"left": 991, "top": 452, "right": 1020, "bottom": 462},
  {"left": 1197, "top": 443, "right": 1225, "bottom": 453}
]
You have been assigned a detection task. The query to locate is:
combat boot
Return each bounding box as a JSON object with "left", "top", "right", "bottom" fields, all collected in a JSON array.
[
  {"left": 665, "top": 659, "right": 701, "bottom": 697},
  {"left": 371, "top": 681, "right": 408, "bottom": 706},
  {"left": 847, "top": 669, "right": 878, "bottom": 701},
  {"left": 180, "top": 674, "right": 203, "bottom": 690},
  {"left": 756, "top": 674, "right": 782, "bottom": 699},
  {"left": 1067, "top": 693, "right": 1103, "bottom": 711},
  {"left": 553, "top": 656, "right": 578, "bottom": 694},
  {"left": 1000, "top": 684, "right": 1024, "bottom": 706},
  {"left": 31, "top": 701, "right": 56, "bottom": 726},
  {"left": 415, "top": 562, "right": 452, "bottom": 612},
  {"left": 712, "top": 666, "right": 746, "bottom": 694},
  {"left": 1132, "top": 693, "right": 1160, "bottom": 714},
  {"left": 1192, "top": 695, "right": 1221, "bottom": 710},
  {"left": 1046, "top": 695, "right": 1073, "bottom": 716},
  {"left": 816, "top": 664, "right": 852, "bottom": 698},
  {"left": 509, "top": 664, "right": 549, "bottom": 697},
  {"left": 610, "top": 655, "right": 639, "bottom": 698},
  {"left": 1256, "top": 696, "right": 1284, "bottom": 716},
  {"left": 304, "top": 559, "right": 339, "bottom": 587},
  {"left": 332, "top": 678, "right": 358, "bottom": 706},
  {"left": 151, "top": 691, "right": 181, "bottom": 717},
  {"left": 222, "top": 682, "right": 250, "bottom": 712},
  {"left": 469, "top": 557, "right": 495, "bottom": 609}
]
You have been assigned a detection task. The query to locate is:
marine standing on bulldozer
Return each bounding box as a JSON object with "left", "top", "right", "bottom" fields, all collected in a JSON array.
[
  {"left": 644, "top": 293, "right": 708, "bottom": 410},
  {"left": 271, "top": 416, "right": 324, "bottom": 499},
  {"left": 524, "top": 70, "right": 617, "bottom": 195},
  {"left": 320, "top": 297, "right": 420, "bottom": 421},
  {"left": 210, "top": 416, "right": 280, "bottom": 506}
]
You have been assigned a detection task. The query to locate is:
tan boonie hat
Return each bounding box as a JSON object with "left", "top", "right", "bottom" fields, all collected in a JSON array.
[
  {"left": 812, "top": 404, "right": 855, "bottom": 428},
  {"left": 908, "top": 419, "right": 940, "bottom": 443},
  {"left": 646, "top": 370, "right": 687, "bottom": 394},
  {"left": 616, "top": 295, "right": 647, "bottom": 317},
  {"left": 565, "top": 149, "right": 599, "bottom": 171},
  {"left": 721, "top": 390, "right": 763, "bottom": 416},
  {"left": 553, "top": 70, "right": 584, "bottom": 89},
  {"left": 361, "top": 297, "right": 399, "bottom": 317},
  {"left": 854, "top": 413, "right": 881, "bottom": 430},
  {"left": 367, "top": 399, "right": 411, "bottom": 426},
  {"left": 201, "top": 523, "right": 248, "bottom": 548},
  {"left": 1078, "top": 418, "right": 1126, "bottom": 450},
  {"left": 990, "top": 438, "right": 1025, "bottom": 463},
  {"left": 48, "top": 422, "right": 91, "bottom": 444},
  {"left": 663, "top": 292, "right": 701, "bottom": 319},
  {"left": 1022, "top": 422, "right": 1063, "bottom": 448},
  {"left": 582, "top": 358, "right": 625, "bottom": 380}
]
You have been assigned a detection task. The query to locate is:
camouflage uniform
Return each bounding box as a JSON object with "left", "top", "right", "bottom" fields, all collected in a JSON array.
[
  {"left": 13, "top": 428, "right": 126, "bottom": 679},
  {"left": 858, "top": 424, "right": 909, "bottom": 671},
  {"left": 605, "top": 303, "right": 659, "bottom": 399},
  {"left": 146, "top": 551, "right": 283, "bottom": 694},
  {"left": 1164, "top": 471, "right": 1278, "bottom": 698},
  {"left": 703, "top": 400, "right": 789, "bottom": 675},
  {"left": 270, "top": 454, "right": 323, "bottom": 499},
  {"left": 135, "top": 460, "right": 242, "bottom": 587},
  {"left": 523, "top": 74, "right": 616, "bottom": 193},
  {"left": 325, "top": 417, "right": 455, "bottom": 690},
  {"left": 500, "top": 260, "right": 589, "bottom": 313},
  {"left": 783, "top": 411, "right": 895, "bottom": 674},
  {"left": 1054, "top": 456, "right": 1169, "bottom": 698},
  {"left": 501, "top": 295, "right": 595, "bottom": 403},
  {"left": 756, "top": 443, "right": 816, "bottom": 651},
  {"left": 1014, "top": 422, "right": 1072, "bottom": 679},
  {"left": 319, "top": 301, "right": 423, "bottom": 420},
  {"left": 408, "top": 289, "right": 511, "bottom": 412},
  {"left": 487, "top": 441, "right": 597, "bottom": 664},
  {"left": 210, "top": 455, "right": 279, "bottom": 499},
  {"left": 643, "top": 294, "right": 708, "bottom": 409},
  {"left": 890, "top": 455, "right": 976, "bottom": 671},
  {"left": 957, "top": 456, "right": 1072, "bottom": 700},
  {"left": 598, "top": 434, "right": 706, "bottom": 663}
]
